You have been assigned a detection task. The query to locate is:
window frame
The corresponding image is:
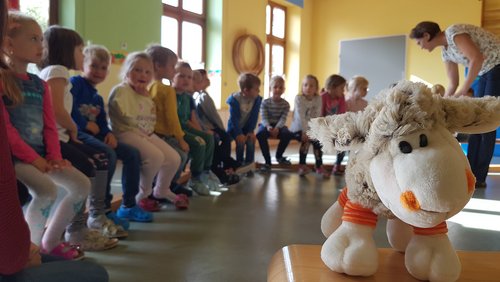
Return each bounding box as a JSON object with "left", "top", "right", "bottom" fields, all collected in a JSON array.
[
  {"left": 266, "top": 1, "right": 287, "bottom": 81},
  {"left": 162, "top": 0, "right": 206, "bottom": 63},
  {"left": 49, "top": 0, "right": 58, "bottom": 25}
]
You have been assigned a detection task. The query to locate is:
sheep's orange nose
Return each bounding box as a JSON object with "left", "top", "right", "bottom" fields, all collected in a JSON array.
[
  {"left": 466, "top": 169, "right": 475, "bottom": 194},
  {"left": 400, "top": 191, "right": 420, "bottom": 212}
]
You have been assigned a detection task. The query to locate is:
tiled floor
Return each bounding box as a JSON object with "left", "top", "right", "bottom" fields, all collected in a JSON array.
[{"left": 85, "top": 145, "right": 500, "bottom": 282}]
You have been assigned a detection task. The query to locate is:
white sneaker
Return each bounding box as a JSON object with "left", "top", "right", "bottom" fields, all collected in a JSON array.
[{"left": 189, "top": 179, "right": 211, "bottom": 196}]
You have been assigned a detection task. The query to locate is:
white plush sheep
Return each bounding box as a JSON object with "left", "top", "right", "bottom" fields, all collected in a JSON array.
[{"left": 308, "top": 81, "right": 500, "bottom": 281}]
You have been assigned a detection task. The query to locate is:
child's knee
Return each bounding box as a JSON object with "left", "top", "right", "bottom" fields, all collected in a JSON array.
[{"left": 31, "top": 181, "right": 58, "bottom": 203}]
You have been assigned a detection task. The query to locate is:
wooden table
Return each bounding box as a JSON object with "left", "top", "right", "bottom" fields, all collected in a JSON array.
[{"left": 268, "top": 244, "right": 500, "bottom": 281}]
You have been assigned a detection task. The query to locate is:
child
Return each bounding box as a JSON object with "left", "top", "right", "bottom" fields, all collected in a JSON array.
[
  {"left": 346, "top": 76, "right": 369, "bottom": 112},
  {"left": 290, "top": 75, "right": 323, "bottom": 176},
  {"left": 226, "top": 73, "right": 263, "bottom": 175},
  {"left": 145, "top": 44, "right": 193, "bottom": 198},
  {"left": 172, "top": 61, "right": 216, "bottom": 195},
  {"left": 431, "top": 83, "right": 445, "bottom": 97},
  {"left": 70, "top": 45, "right": 149, "bottom": 223},
  {"left": 3, "top": 13, "right": 91, "bottom": 259},
  {"left": 38, "top": 25, "right": 120, "bottom": 251},
  {"left": 256, "top": 75, "right": 293, "bottom": 172},
  {"left": 321, "top": 74, "right": 347, "bottom": 176},
  {"left": 0, "top": 6, "right": 108, "bottom": 281},
  {"left": 108, "top": 52, "right": 184, "bottom": 215},
  {"left": 192, "top": 69, "right": 242, "bottom": 185}
]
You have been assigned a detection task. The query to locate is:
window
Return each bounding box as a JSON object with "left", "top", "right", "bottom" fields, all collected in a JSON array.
[
  {"left": 162, "top": 0, "right": 206, "bottom": 68},
  {"left": 14, "top": 0, "right": 58, "bottom": 30},
  {"left": 265, "top": 1, "right": 286, "bottom": 96}
]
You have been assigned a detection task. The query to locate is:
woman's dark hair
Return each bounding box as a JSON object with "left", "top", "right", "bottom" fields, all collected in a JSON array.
[
  {"left": 38, "top": 25, "right": 84, "bottom": 69},
  {"left": 409, "top": 21, "right": 441, "bottom": 40}
]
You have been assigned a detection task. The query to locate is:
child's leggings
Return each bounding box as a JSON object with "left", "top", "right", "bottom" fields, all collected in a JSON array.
[
  {"left": 299, "top": 138, "right": 323, "bottom": 168},
  {"left": 14, "top": 162, "right": 90, "bottom": 253},
  {"left": 117, "top": 131, "right": 181, "bottom": 201}
]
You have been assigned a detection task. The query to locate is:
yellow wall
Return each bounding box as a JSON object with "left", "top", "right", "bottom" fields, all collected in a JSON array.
[
  {"left": 220, "top": 0, "right": 267, "bottom": 107},
  {"left": 310, "top": 0, "right": 482, "bottom": 89},
  {"left": 93, "top": 0, "right": 481, "bottom": 106}
]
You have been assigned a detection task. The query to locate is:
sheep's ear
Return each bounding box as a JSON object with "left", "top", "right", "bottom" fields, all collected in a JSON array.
[
  {"left": 307, "top": 111, "right": 371, "bottom": 153},
  {"left": 442, "top": 96, "right": 500, "bottom": 134}
]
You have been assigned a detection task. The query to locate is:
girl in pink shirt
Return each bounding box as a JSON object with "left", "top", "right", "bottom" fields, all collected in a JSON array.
[
  {"left": 2, "top": 12, "right": 89, "bottom": 259},
  {"left": 320, "top": 74, "right": 347, "bottom": 177}
]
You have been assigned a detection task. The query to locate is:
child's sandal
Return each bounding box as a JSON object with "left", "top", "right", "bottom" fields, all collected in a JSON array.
[{"left": 43, "top": 242, "right": 85, "bottom": 260}]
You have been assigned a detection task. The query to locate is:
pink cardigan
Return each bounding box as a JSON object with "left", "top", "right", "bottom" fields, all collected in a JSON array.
[{"left": 0, "top": 96, "right": 30, "bottom": 275}]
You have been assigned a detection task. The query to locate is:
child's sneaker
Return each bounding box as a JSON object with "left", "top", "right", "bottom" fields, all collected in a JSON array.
[
  {"left": 332, "top": 164, "right": 346, "bottom": 176},
  {"left": 87, "top": 214, "right": 128, "bottom": 239},
  {"left": 138, "top": 198, "right": 161, "bottom": 212},
  {"left": 116, "top": 205, "right": 153, "bottom": 222},
  {"left": 106, "top": 211, "right": 130, "bottom": 231},
  {"left": 316, "top": 165, "right": 330, "bottom": 179},
  {"left": 298, "top": 165, "right": 311, "bottom": 176},
  {"left": 189, "top": 179, "right": 211, "bottom": 196},
  {"left": 276, "top": 157, "right": 291, "bottom": 165},
  {"left": 259, "top": 164, "right": 271, "bottom": 173},
  {"left": 65, "top": 229, "right": 119, "bottom": 252}
]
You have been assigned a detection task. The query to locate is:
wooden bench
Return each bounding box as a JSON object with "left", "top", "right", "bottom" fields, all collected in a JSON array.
[{"left": 268, "top": 244, "right": 500, "bottom": 282}]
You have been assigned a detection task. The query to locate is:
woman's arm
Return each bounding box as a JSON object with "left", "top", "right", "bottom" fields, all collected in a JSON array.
[
  {"left": 453, "top": 33, "right": 485, "bottom": 97},
  {"left": 444, "top": 61, "right": 459, "bottom": 97}
]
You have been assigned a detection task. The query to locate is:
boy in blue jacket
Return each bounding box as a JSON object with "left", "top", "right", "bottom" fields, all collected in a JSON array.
[{"left": 226, "top": 73, "right": 262, "bottom": 172}]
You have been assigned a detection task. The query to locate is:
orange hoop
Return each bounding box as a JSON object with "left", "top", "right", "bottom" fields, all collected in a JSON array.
[{"left": 232, "top": 34, "right": 265, "bottom": 75}]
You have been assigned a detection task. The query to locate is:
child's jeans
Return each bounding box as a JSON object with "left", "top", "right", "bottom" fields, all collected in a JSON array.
[
  {"left": 256, "top": 124, "right": 293, "bottom": 165},
  {"left": 236, "top": 137, "right": 255, "bottom": 165}
]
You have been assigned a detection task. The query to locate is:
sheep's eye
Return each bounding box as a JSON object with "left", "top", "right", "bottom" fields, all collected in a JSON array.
[
  {"left": 419, "top": 134, "right": 428, "bottom": 147},
  {"left": 399, "top": 141, "right": 412, "bottom": 154}
]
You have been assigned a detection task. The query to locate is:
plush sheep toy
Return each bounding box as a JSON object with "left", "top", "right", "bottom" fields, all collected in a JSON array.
[{"left": 308, "top": 81, "right": 500, "bottom": 282}]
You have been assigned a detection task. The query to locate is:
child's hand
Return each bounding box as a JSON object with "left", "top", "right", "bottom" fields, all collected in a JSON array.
[
  {"left": 86, "top": 121, "right": 100, "bottom": 135},
  {"left": 247, "top": 132, "right": 256, "bottom": 142},
  {"left": 236, "top": 134, "right": 246, "bottom": 144},
  {"left": 48, "top": 159, "right": 72, "bottom": 171},
  {"left": 32, "top": 157, "right": 52, "bottom": 173},
  {"left": 179, "top": 139, "right": 190, "bottom": 152},
  {"left": 104, "top": 132, "right": 118, "bottom": 149},
  {"left": 269, "top": 127, "right": 279, "bottom": 138},
  {"left": 24, "top": 242, "right": 41, "bottom": 269},
  {"left": 68, "top": 129, "right": 83, "bottom": 144}
]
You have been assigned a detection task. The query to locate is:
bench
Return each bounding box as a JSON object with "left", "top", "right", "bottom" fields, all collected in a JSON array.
[{"left": 268, "top": 244, "right": 500, "bottom": 282}]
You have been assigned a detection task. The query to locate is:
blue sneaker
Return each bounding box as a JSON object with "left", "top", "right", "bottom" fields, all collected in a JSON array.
[
  {"left": 106, "top": 211, "right": 130, "bottom": 231},
  {"left": 116, "top": 205, "right": 153, "bottom": 222}
]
